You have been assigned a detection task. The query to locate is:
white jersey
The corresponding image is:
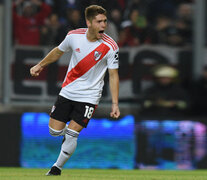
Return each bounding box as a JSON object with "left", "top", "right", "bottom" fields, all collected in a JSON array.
[{"left": 58, "top": 28, "right": 119, "bottom": 105}]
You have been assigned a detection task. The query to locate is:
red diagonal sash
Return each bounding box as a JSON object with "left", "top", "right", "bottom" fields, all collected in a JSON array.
[{"left": 62, "top": 43, "right": 110, "bottom": 88}]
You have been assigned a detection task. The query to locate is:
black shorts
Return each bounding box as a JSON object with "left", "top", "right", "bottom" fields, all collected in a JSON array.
[{"left": 50, "top": 95, "right": 97, "bottom": 128}]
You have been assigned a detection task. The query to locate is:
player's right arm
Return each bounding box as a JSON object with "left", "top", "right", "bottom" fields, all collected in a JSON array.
[{"left": 30, "top": 47, "right": 64, "bottom": 77}]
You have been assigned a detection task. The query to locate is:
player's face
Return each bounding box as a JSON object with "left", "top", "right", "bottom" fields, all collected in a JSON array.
[{"left": 87, "top": 14, "right": 107, "bottom": 40}]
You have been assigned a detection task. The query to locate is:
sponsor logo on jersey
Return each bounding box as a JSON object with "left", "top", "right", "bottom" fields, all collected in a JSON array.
[{"left": 94, "top": 51, "right": 102, "bottom": 61}]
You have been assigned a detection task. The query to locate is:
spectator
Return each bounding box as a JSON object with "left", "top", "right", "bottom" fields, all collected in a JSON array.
[
  {"left": 50, "top": 0, "right": 78, "bottom": 20},
  {"left": 176, "top": 3, "right": 193, "bottom": 23},
  {"left": 154, "top": 14, "right": 191, "bottom": 46},
  {"left": 63, "top": 8, "right": 84, "bottom": 29},
  {"left": 147, "top": 0, "right": 177, "bottom": 24},
  {"left": 13, "top": 0, "right": 51, "bottom": 46},
  {"left": 105, "top": 9, "right": 123, "bottom": 42},
  {"left": 118, "top": 9, "right": 156, "bottom": 47},
  {"left": 117, "top": 0, "right": 127, "bottom": 11},
  {"left": 56, "top": 8, "right": 85, "bottom": 44},
  {"left": 40, "top": 13, "right": 61, "bottom": 46},
  {"left": 174, "top": 3, "right": 193, "bottom": 45},
  {"left": 162, "top": 25, "right": 187, "bottom": 46},
  {"left": 109, "top": 8, "right": 123, "bottom": 32},
  {"left": 153, "top": 15, "right": 173, "bottom": 44},
  {"left": 105, "top": 20, "right": 119, "bottom": 42},
  {"left": 138, "top": 65, "right": 190, "bottom": 119},
  {"left": 124, "top": 0, "right": 148, "bottom": 20},
  {"left": 135, "top": 64, "right": 191, "bottom": 169}
]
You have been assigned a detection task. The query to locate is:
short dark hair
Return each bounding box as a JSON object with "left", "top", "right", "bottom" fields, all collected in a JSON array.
[{"left": 85, "top": 5, "right": 107, "bottom": 22}]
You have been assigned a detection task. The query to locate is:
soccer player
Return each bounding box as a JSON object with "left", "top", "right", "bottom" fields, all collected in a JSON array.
[{"left": 30, "top": 5, "right": 120, "bottom": 175}]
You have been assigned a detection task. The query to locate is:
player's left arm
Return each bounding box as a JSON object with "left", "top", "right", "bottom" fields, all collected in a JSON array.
[{"left": 108, "top": 68, "right": 120, "bottom": 119}]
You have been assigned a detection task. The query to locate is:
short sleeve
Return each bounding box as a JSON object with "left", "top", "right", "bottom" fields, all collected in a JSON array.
[
  {"left": 107, "top": 48, "right": 119, "bottom": 69},
  {"left": 58, "top": 35, "right": 71, "bottom": 52}
]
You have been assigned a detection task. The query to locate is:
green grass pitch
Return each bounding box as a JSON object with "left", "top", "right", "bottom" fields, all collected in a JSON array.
[{"left": 0, "top": 168, "right": 207, "bottom": 180}]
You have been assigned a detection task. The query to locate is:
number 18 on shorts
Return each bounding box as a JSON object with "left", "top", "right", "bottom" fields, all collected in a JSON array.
[{"left": 50, "top": 95, "right": 97, "bottom": 128}]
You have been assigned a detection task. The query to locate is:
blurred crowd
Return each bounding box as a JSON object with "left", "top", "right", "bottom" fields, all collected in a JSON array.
[
  {"left": 138, "top": 64, "right": 207, "bottom": 120},
  {"left": 12, "top": 0, "right": 194, "bottom": 47}
]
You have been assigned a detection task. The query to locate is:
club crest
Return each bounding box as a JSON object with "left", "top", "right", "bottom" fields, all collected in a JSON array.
[
  {"left": 94, "top": 51, "right": 102, "bottom": 61},
  {"left": 51, "top": 105, "right": 56, "bottom": 113}
]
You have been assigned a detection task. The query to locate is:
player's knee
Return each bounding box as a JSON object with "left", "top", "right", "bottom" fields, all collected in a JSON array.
[{"left": 49, "top": 126, "right": 65, "bottom": 137}]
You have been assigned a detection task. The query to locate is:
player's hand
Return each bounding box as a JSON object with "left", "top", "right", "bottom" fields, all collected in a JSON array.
[
  {"left": 30, "top": 64, "right": 43, "bottom": 77},
  {"left": 110, "top": 103, "right": 120, "bottom": 119}
]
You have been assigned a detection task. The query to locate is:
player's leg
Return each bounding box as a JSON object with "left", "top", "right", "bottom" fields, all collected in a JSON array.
[
  {"left": 52, "top": 120, "right": 83, "bottom": 169},
  {"left": 46, "top": 120, "right": 83, "bottom": 176},
  {"left": 46, "top": 119, "right": 70, "bottom": 176},
  {"left": 67, "top": 119, "right": 84, "bottom": 132},
  {"left": 46, "top": 96, "right": 73, "bottom": 175},
  {"left": 48, "top": 118, "right": 67, "bottom": 137},
  {"left": 48, "top": 95, "right": 73, "bottom": 137},
  {"left": 46, "top": 101, "right": 97, "bottom": 176},
  {"left": 54, "top": 101, "right": 97, "bottom": 168}
]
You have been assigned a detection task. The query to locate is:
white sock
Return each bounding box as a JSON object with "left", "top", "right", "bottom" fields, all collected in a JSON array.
[{"left": 54, "top": 128, "right": 79, "bottom": 169}]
